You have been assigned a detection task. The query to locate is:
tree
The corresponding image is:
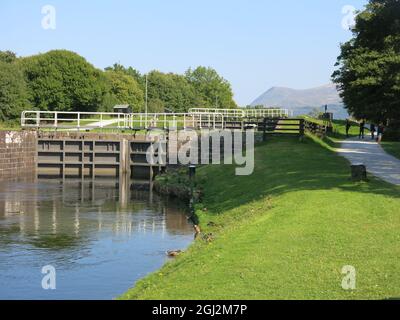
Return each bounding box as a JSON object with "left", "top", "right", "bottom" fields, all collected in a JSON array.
[
  {"left": 20, "top": 50, "right": 106, "bottom": 112},
  {"left": 105, "top": 63, "right": 144, "bottom": 88},
  {"left": 332, "top": 0, "right": 400, "bottom": 125},
  {"left": 103, "top": 70, "right": 144, "bottom": 112},
  {"left": 147, "top": 71, "right": 200, "bottom": 113},
  {"left": 0, "top": 51, "right": 17, "bottom": 63},
  {"left": 0, "top": 60, "right": 30, "bottom": 122},
  {"left": 185, "top": 66, "right": 238, "bottom": 109}
]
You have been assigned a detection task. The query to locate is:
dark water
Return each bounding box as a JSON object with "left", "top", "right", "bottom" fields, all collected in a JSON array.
[{"left": 0, "top": 179, "right": 193, "bottom": 300}]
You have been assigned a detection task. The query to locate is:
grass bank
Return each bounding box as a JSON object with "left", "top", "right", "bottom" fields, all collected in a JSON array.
[
  {"left": 0, "top": 121, "right": 20, "bottom": 130},
  {"left": 382, "top": 142, "right": 400, "bottom": 160},
  {"left": 120, "top": 135, "right": 400, "bottom": 300}
]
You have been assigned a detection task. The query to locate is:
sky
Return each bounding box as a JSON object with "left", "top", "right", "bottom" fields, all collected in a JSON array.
[{"left": 0, "top": 0, "right": 368, "bottom": 106}]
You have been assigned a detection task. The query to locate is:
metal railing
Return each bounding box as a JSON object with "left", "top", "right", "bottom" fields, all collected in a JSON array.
[
  {"left": 21, "top": 111, "right": 130, "bottom": 129},
  {"left": 189, "top": 108, "right": 246, "bottom": 117},
  {"left": 243, "top": 108, "right": 291, "bottom": 118},
  {"left": 21, "top": 109, "right": 292, "bottom": 131},
  {"left": 189, "top": 108, "right": 291, "bottom": 118},
  {"left": 128, "top": 113, "right": 225, "bottom": 130},
  {"left": 21, "top": 111, "right": 226, "bottom": 130}
]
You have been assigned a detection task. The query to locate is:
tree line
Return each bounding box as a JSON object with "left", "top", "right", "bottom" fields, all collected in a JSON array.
[
  {"left": 332, "top": 0, "right": 400, "bottom": 135},
  {"left": 0, "top": 49, "right": 237, "bottom": 122}
]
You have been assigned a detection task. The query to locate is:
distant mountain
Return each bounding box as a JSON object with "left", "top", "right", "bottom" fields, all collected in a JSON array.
[{"left": 250, "top": 83, "right": 349, "bottom": 119}]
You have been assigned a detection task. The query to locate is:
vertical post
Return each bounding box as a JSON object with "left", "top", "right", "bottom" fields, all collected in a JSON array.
[
  {"left": 145, "top": 74, "right": 148, "bottom": 122},
  {"left": 81, "top": 140, "right": 84, "bottom": 179},
  {"left": 189, "top": 165, "right": 196, "bottom": 181},
  {"left": 62, "top": 140, "right": 66, "bottom": 180},
  {"left": 300, "top": 119, "right": 305, "bottom": 137},
  {"left": 93, "top": 142, "right": 96, "bottom": 179},
  {"left": 149, "top": 165, "right": 154, "bottom": 183},
  {"left": 263, "top": 118, "right": 267, "bottom": 142},
  {"left": 120, "top": 139, "right": 125, "bottom": 176}
]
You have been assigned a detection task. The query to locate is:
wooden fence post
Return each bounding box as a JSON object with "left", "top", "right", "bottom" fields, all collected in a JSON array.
[
  {"left": 263, "top": 118, "right": 267, "bottom": 142},
  {"left": 300, "top": 119, "right": 305, "bottom": 137}
]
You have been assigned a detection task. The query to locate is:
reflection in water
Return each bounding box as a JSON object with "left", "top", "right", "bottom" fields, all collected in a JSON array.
[{"left": 0, "top": 178, "right": 193, "bottom": 300}]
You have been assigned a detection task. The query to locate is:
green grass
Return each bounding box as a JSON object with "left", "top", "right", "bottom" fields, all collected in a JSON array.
[
  {"left": 120, "top": 135, "right": 400, "bottom": 300},
  {"left": 0, "top": 121, "right": 20, "bottom": 130},
  {"left": 382, "top": 142, "right": 400, "bottom": 160},
  {"left": 300, "top": 117, "right": 361, "bottom": 150}
]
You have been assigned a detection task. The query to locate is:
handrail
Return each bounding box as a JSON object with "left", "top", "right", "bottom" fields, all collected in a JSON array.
[
  {"left": 189, "top": 108, "right": 290, "bottom": 118},
  {"left": 21, "top": 110, "right": 292, "bottom": 131},
  {"left": 21, "top": 111, "right": 227, "bottom": 131}
]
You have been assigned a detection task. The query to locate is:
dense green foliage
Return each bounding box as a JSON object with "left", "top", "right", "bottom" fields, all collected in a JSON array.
[
  {"left": 20, "top": 50, "right": 106, "bottom": 112},
  {"left": 0, "top": 51, "right": 17, "bottom": 64},
  {"left": 0, "top": 50, "right": 238, "bottom": 122},
  {"left": 0, "top": 60, "right": 29, "bottom": 122},
  {"left": 105, "top": 63, "right": 143, "bottom": 87},
  {"left": 186, "top": 66, "right": 237, "bottom": 109},
  {"left": 332, "top": 0, "right": 400, "bottom": 125},
  {"left": 147, "top": 71, "right": 201, "bottom": 113},
  {"left": 103, "top": 70, "right": 144, "bottom": 112},
  {"left": 121, "top": 136, "right": 400, "bottom": 300}
]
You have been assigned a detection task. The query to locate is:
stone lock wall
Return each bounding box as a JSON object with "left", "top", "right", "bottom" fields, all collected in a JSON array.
[{"left": 0, "top": 131, "right": 37, "bottom": 181}]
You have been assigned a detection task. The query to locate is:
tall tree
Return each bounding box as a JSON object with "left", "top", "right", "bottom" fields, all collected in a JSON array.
[
  {"left": 20, "top": 50, "right": 106, "bottom": 112},
  {"left": 147, "top": 71, "right": 200, "bottom": 113},
  {"left": 0, "top": 51, "right": 17, "bottom": 64},
  {"left": 0, "top": 60, "right": 30, "bottom": 122},
  {"left": 103, "top": 70, "right": 144, "bottom": 112},
  {"left": 185, "top": 66, "right": 237, "bottom": 109},
  {"left": 332, "top": 0, "right": 400, "bottom": 124},
  {"left": 105, "top": 63, "right": 144, "bottom": 88}
]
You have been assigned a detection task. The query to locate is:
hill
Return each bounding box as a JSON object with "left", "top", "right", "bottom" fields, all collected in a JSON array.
[{"left": 250, "top": 83, "right": 349, "bottom": 119}]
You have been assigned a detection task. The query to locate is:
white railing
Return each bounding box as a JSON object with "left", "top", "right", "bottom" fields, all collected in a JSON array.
[
  {"left": 189, "top": 108, "right": 290, "bottom": 118},
  {"left": 128, "top": 113, "right": 225, "bottom": 130},
  {"left": 189, "top": 108, "right": 246, "bottom": 117},
  {"left": 21, "top": 111, "right": 131, "bottom": 129},
  {"left": 244, "top": 108, "right": 290, "bottom": 118},
  {"left": 21, "top": 111, "right": 225, "bottom": 130},
  {"left": 21, "top": 109, "right": 291, "bottom": 131}
]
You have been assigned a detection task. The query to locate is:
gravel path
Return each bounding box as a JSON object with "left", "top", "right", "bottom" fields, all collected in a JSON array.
[{"left": 338, "top": 138, "right": 400, "bottom": 185}]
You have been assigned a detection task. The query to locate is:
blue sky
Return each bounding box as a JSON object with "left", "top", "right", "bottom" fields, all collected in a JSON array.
[{"left": 0, "top": 0, "right": 367, "bottom": 105}]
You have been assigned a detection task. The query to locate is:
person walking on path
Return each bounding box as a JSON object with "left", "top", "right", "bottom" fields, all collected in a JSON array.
[
  {"left": 345, "top": 119, "right": 351, "bottom": 138},
  {"left": 359, "top": 120, "right": 365, "bottom": 139},
  {"left": 377, "top": 123, "right": 385, "bottom": 144},
  {"left": 370, "top": 123, "right": 376, "bottom": 140}
]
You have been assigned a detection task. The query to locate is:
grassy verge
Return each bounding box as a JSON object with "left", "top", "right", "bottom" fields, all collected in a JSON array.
[
  {"left": 302, "top": 117, "right": 361, "bottom": 150},
  {"left": 120, "top": 135, "right": 400, "bottom": 300},
  {"left": 381, "top": 142, "right": 400, "bottom": 160},
  {"left": 0, "top": 121, "right": 21, "bottom": 131}
]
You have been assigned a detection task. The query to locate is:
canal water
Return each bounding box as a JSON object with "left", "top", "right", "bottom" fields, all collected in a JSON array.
[{"left": 0, "top": 179, "right": 193, "bottom": 300}]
